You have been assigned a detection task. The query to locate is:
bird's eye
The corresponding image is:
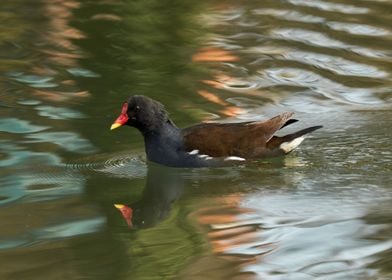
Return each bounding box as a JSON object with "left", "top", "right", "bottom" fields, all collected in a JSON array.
[{"left": 135, "top": 106, "right": 140, "bottom": 110}]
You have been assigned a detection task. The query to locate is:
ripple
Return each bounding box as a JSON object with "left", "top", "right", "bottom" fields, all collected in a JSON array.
[
  {"left": 67, "top": 67, "right": 100, "bottom": 78},
  {"left": 0, "top": 141, "right": 85, "bottom": 204},
  {"left": 0, "top": 217, "right": 105, "bottom": 250},
  {"left": 209, "top": 9, "right": 244, "bottom": 22},
  {"left": 32, "top": 217, "right": 105, "bottom": 240},
  {"left": 0, "top": 173, "right": 84, "bottom": 205},
  {"left": 29, "top": 82, "right": 58, "bottom": 88},
  {"left": 280, "top": 95, "right": 343, "bottom": 113},
  {"left": 0, "top": 118, "right": 48, "bottom": 134},
  {"left": 272, "top": 28, "right": 388, "bottom": 58},
  {"left": 0, "top": 239, "right": 28, "bottom": 250},
  {"left": 0, "top": 152, "right": 84, "bottom": 206},
  {"left": 7, "top": 72, "right": 53, "bottom": 84},
  {"left": 17, "top": 99, "right": 42, "bottom": 106},
  {"left": 218, "top": 78, "right": 260, "bottom": 92},
  {"left": 265, "top": 67, "right": 319, "bottom": 85},
  {"left": 253, "top": 8, "right": 325, "bottom": 23},
  {"left": 283, "top": 51, "right": 388, "bottom": 78},
  {"left": 25, "top": 131, "right": 97, "bottom": 154},
  {"left": 7, "top": 174, "right": 85, "bottom": 203},
  {"left": 0, "top": 141, "right": 62, "bottom": 168},
  {"left": 287, "top": 0, "right": 369, "bottom": 14},
  {"left": 69, "top": 154, "right": 147, "bottom": 178},
  {"left": 35, "top": 105, "right": 86, "bottom": 119},
  {"left": 273, "top": 28, "right": 348, "bottom": 47},
  {"left": 327, "top": 21, "right": 391, "bottom": 37},
  {"left": 300, "top": 260, "right": 360, "bottom": 275},
  {"left": 263, "top": 67, "right": 386, "bottom": 106},
  {"left": 316, "top": 123, "right": 392, "bottom": 176},
  {"left": 193, "top": 187, "right": 392, "bottom": 279},
  {"left": 226, "top": 97, "right": 265, "bottom": 109},
  {"left": 7, "top": 72, "right": 58, "bottom": 88},
  {"left": 238, "top": 192, "right": 390, "bottom": 278}
]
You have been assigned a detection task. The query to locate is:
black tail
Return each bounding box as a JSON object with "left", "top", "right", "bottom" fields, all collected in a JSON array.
[{"left": 283, "top": 125, "right": 323, "bottom": 142}]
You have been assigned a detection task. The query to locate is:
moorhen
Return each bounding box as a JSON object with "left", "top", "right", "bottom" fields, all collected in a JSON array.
[{"left": 110, "top": 95, "right": 322, "bottom": 167}]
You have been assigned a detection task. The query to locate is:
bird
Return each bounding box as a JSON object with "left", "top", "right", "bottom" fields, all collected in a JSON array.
[{"left": 110, "top": 95, "right": 322, "bottom": 167}]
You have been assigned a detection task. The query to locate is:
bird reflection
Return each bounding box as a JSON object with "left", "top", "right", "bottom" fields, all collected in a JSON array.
[
  {"left": 114, "top": 163, "right": 185, "bottom": 229},
  {"left": 113, "top": 159, "right": 292, "bottom": 229}
]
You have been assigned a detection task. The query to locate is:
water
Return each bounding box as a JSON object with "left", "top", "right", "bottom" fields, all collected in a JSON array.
[{"left": 1, "top": 0, "right": 391, "bottom": 279}]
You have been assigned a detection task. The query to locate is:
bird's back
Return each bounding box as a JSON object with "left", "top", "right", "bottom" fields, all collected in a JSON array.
[{"left": 182, "top": 112, "right": 295, "bottom": 158}]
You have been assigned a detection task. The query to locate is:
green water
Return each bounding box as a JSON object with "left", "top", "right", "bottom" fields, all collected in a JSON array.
[{"left": 0, "top": 0, "right": 391, "bottom": 279}]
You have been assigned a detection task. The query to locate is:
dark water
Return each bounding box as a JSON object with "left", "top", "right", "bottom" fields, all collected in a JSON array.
[{"left": 1, "top": 0, "right": 391, "bottom": 279}]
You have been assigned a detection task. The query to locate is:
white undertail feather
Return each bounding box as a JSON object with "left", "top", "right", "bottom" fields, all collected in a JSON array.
[
  {"left": 280, "top": 136, "right": 305, "bottom": 153},
  {"left": 188, "top": 149, "right": 199, "bottom": 155}
]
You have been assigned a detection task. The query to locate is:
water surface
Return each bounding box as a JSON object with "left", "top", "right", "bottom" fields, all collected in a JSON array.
[{"left": 0, "top": 0, "right": 391, "bottom": 279}]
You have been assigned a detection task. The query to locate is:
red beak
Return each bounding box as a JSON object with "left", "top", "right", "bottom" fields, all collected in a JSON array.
[{"left": 110, "top": 103, "right": 129, "bottom": 130}]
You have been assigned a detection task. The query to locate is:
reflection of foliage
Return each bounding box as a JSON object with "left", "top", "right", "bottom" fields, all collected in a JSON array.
[
  {"left": 110, "top": 0, "right": 203, "bottom": 92},
  {"left": 0, "top": 6, "right": 33, "bottom": 72},
  {"left": 0, "top": 1, "right": 87, "bottom": 99},
  {"left": 74, "top": 0, "right": 207, "bottom": 107},
  {"left": 0, "top": 11, "right": 24, "bottom": 40},
  {"left": 118, "top": 206, "right": 202, "bottom": 279}
]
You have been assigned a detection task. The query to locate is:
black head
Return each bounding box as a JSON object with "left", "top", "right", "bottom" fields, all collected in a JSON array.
[{"left": 111, "top": 95, "right": 170, "bottom": 132}]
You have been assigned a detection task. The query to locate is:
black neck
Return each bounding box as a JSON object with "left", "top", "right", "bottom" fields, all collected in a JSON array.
[
  {"left": 142, "top": 120, "right": 183, "bottom": 164},
  {"left": 141, "top": 119, "right": 179, "bottom": 138}
]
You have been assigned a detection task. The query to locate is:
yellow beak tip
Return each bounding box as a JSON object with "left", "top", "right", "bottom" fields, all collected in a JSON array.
[
  {"left": 114, "top": 204, "right": 125, "bottom": 209},
  {"left": 110, "top": 123, "right": 122, "bottom": 130}
]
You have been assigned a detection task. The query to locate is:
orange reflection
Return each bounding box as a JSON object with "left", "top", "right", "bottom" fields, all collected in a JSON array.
[
  {"left": 32, "top": 89, "right": 89, "bottom": 102},
  {"left": 194, "top": 196, "right": 260, "bottom": 253},
  {"left": 198, "top": 90, "right": 227, "bottom": 106},
  {"left": 198, "top": 90, "right": 244, "bottom": 117},
  {"left": 196, "top": 204, "right": 260, "bottom": 255},
  {"left": 192, "top": 47, "right": 239, "bottom": 62},
  {"left": 41, "top": 0, "right": 84, "bottom": 63},
  {"left": 193, "top": 47, "right": 245, "bottom": 118},
  {"left": 201, "top": 73, "right": 235, "bottom": 89},
  {"left": 29, "top": 0, "right": 91, "bottom": 102},
  {"left": 185, "top": 195, "right": 270, "bottom": 279}
]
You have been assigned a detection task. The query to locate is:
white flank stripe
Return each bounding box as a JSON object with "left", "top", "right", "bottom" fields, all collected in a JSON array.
[
  {"left": 197, "top": 154, "right": 213, "bottom": 160},
  {"left": 224, "top": 156, "right": 246, "bottom": 161},
  {"left": 280, "top": 136, "right": 305, "bottom": 153},
  {"left": 188, "top": 149, "right": 199, "bottom": 155}
]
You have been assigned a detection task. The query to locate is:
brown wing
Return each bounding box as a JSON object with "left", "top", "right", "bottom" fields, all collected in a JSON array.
[{"left": 182, "top": 112, "right": 294, "bottom": 158}]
